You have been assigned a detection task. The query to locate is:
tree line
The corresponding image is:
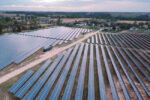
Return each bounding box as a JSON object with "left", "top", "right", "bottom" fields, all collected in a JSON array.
[{"left": 0, "top": 16, "right": 40, "bottom": 34}]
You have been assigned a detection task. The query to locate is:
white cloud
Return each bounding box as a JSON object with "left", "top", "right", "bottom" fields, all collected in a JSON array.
[
  {"left": 0, "top": 1, "right": 150, "bottom": 12},
  {"left": 32, "top": 0, "right": 72, "bottom": 3},
  {"left": 1, "top": 5, "right": 45, "bottom": 8}
]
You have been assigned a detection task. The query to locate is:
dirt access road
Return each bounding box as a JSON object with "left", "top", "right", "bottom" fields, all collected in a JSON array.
[{"left": 0, "top": 30, "right": 99, "bottom": 84}]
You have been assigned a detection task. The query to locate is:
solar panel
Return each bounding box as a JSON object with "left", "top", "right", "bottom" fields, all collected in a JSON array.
[
  {"left": 123, "top": 48, "right": 150, "bottom": 82},
  {"left": 120, "top": 48, "right": 150, "bottom": 96},
  {"left": 128, "top": 49, "right": 150, "bottom": 72},
  {"left": 9, "top": 70, "right": 34, "bottom": 94},
  {"left": 62, "top": 43, "right": 84, "bottom": 100},
  {"left": 114, "top": 47, "right": 144, "bottom": 99},
  {"left": 24, "top": 54, "right": 63, "bottom": 100},
  {"left": 15, "top": 60, "right": 52, "bottom": 99},
  {"left": 95, "top": 44, "right": 107, "bottom": 100},
  {"left": 88, "top": 44, "right": 95, "bottom": 100},
  {"left": 36, "top": 48, "right": 72, "bottom": 100},
  {"left": 101, "top": 45, "right": 119, "bottom": 100},
  {"left": 106, "top": 46, "right": 131, "bottom": 100},
  {"left": 49, "top": 45, "right": 79, "bottom": 100},
  {"left": 0, "top": 27, "right": 93, "bottom": 70},
  {"left": 75, "top": 43, "right": 89, "bottom": 100}
]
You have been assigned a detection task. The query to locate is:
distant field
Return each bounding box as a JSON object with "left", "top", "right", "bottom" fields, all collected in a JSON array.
[
  {"left": 117, "top": 20, "right": 147, "bottom": 24},
  {"left": 48, "top": 18, "right": 91, "bottom": 23},
  {"left": 0, "top": 12, "right": 21, "bottom": 17},
  {"left": 61, "top": 18, "right": 91, "bottom": 23}
]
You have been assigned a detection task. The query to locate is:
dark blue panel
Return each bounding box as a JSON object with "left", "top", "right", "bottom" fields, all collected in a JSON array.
[
  {"left": 113, "top": 47, "right": 143, "bottom": 99},
  {"left": 106, "top": 46, "right": 131, "bottom": 100},
  {"left": 75, "top": 43, "right": 89, "bottom": 100},
  {"left": 0, "top": 27, "right": 92, "bottom": 70},
  {"left": 24, "top": 54, "right": 63, "bottom": 100},
  {"left": 0, "top": 34, "right": 49, "bottom": 70},
  {"left": 101, "top": 45, "right": 119, "bottom": 100},
  {"left": 8, "top": 70, "right": 34, "bottom": 94},
  {"left": 95, "top": 44, "right": 107, "bottom": 100},
  {"left": 62, "top": 43, "right": 84, "bottom": 100},
  {"left": 88, "top": 44, "right": 95, "bottom": 100},
  {"left": 49, "top": 45, "right": 79, "bottom": 100},
  {"left": 36, "top": 48, "right": 72, "bottom": 100},
  {"left": 15, "top": 60, "right": 52, "bottom": 99},
  {"left": 122, "top": 48, "right": 150, "bottom": 96},
  {"left": 128, "top": 49, "right": 150, "bottom": 72}
]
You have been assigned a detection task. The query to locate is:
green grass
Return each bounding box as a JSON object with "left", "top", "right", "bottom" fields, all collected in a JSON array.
[{"left": 59, "top": 41, "right": 72, "bottom": 47}]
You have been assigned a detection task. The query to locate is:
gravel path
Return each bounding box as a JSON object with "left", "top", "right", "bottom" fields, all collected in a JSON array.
[{"left": 0, "top": 31, "right": 99, "bottom": 84}]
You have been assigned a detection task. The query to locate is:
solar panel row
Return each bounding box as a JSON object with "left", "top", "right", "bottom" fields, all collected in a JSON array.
[
  {"left": 8, "top": 70, "right": 34, "bottom": 94},
  {"left": 15, "top": 60, "right": 52, "bottom": 98},
  {"left": 20, "top": 27, "right": 93, "bottom": 41},
  {"left": 62, "top": 43, "right": 84, "bottom": 100},
  {"left": 75, "top": 43, "right": 89, "bottom": 100},
  {"left": 88, "top": 44, "right": 95, "bottom": 100},
  {"left": 87, "top": 33, "right": 150, "bottom": 50},
  {"left": 24, "top": 54, "right": 64, "bottom": 100},
  {"left": 101, "top": 45, "right": 119, "bottom": 100},
  {"left": 49, "top": 45, "right": 79, "bottom": 100},
  {"left": 37, "top": 48, "right": 73, "bottom": 100},
  {"left": 8, "top": 34, "right": 150, "bottom": 100},
  {"left": 0, "top": 27, "right": 93, "bottom": 70}
]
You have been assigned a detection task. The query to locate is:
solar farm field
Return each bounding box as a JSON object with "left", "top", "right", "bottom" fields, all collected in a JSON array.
[
  {"left": 8, "top": 32, "right": 150, "bottom": 100},
  {"left": 87, "top": 33, "right": 150, "bottom": 50},
  {"left": 0, "top": 27, "right": 93, "bottom": 70},
  {"left": 19, "top": 27, "right": 92, "bottom": 41}
]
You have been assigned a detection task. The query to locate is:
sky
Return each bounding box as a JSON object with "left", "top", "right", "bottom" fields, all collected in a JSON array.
[{"left": 0, "top": 0, "right": 150, "bottom": 12}]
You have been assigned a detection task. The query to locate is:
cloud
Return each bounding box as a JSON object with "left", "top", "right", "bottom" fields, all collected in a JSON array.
[
  {"left": 32, "top": 0, "right": 72, "bottom": 3},
  {"left": 0, "top": 0, "right": 150, "bottom": 12},
  {"left": 1, "top": 5, "right": 45, "bottom": 8}
]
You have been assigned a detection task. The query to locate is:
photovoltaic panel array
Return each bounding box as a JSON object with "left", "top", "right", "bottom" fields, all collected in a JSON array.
[
  {"left": 9, "top": 41, "right": 150, "bottom": 100},
  {"left": 0, "top": 27, "right": 93, "bottom": 70}
]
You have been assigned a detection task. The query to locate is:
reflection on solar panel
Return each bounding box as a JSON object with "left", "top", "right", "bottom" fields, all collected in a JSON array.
[
  {"left": 88, "top": 44, "right": 95, "bottom": 100},
  {"left": 95, "top": 44, "right": 107, "bottom": 100},
  {"left": 0, "top": 26, "right": 93, "bottom": 70},
  {"left": 0, "top": 34, "right": 49, "bottom": 70},
  {"left": 9, "top": 32, "right": 150, "bottom": 100}
]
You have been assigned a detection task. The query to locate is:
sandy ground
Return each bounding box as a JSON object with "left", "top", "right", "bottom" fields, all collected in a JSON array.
[{"left": 0, "top": 31, "right": 98, "bottom": 84}]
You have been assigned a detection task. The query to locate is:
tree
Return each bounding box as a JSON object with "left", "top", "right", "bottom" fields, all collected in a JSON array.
[
  {"left": 57, "top": 17, "right": 62, "bottom": 25},
  {"left": 0, "top": 21, "right": 3, "bottom": 34}
]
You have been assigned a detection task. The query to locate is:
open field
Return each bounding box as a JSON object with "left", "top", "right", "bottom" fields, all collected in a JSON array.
[
  {"left": 117, "top": 20, "right": 147, "bottom": 24},
  {"left": 48, "top": 18, "right": 91, "bottom": 23},
  {"left": 61, "top": 18, "right": 91, "bottom": 23}
]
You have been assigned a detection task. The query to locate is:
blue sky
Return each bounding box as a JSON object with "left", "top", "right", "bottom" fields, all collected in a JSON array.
[{"left": 0, "top": 0, "right": 150, "bottom": 12}]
